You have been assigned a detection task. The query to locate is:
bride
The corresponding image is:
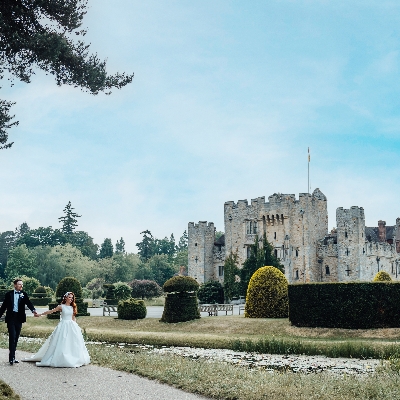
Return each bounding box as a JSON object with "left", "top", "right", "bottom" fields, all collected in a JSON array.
[{"left": 23, "top": 292, "right": 90, "bottom": 367}]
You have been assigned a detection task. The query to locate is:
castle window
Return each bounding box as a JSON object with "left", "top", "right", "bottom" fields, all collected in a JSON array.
[
  {"left": 253, "top": 221, "right": 257, "bottom": 234},
  {"left": 295, "top": 249, "right": 299, "bottom": 257},
  {"left": 345, "top": 231, "right": 348, "bottom": 238},
  {"left": 295, "top": 270, "right": 299, "bottom": 280},
  {"left": 246, "top": 221, "right": 252, "bottom": 234},
  {"left": 274, "top": 249, "right": 278, "bottom": 258},
  {"left": 325, "top": 266, "right": 330, "bottom": 275},
  {"left": 219, "top": 265, "right": 224, "bottom": 277},
  {"left": 346, "top": 248, "right": 350, "bottom": 256},
  {"left": 363, "top": 247, "right": 365, "bottom": 254},
  {"left": 247, "top": 246, "right": 251, "bottom": 259},
  {"left": 195, "top": 243, "right": 197, "bottom": 247},
  {"left": 274, "top": 232, "right": 277, "bottom": 240}
]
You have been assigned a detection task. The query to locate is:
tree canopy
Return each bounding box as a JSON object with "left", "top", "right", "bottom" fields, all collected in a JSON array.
[{"left": 0, "top": 0, "right": 133, "bottom": 149}]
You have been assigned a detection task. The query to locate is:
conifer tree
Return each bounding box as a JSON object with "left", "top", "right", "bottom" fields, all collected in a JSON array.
[
  {"left": 99, "top": 238, "right": 113, "bottom": 259},
  {"left": 58, "top": 202, "right": 81, "bottom": 234},
  {"left": 239, "top": 234, "right": 283, "bottom": 296},
  {"left": 115, "top": 237, "right": 126, "bottom": 254}
]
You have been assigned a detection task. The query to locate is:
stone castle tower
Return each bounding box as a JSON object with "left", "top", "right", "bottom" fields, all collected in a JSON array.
[{"left": 188, "top": 189, "right": 400, "bottom": 285}]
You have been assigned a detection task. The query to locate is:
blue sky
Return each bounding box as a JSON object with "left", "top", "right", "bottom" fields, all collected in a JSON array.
[{"left": 1, "top": 1, "right": 400, "bottom": 252}]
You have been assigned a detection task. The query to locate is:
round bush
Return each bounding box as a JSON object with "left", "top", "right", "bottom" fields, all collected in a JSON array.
[
  {"left": 163, "top": 276, "right": 199, "bottom": 293},
  {"left": 373, "top": 271, "right": 392, "bottom": 282},
  {"left": 19, "top": 276, "right": 40, "bottom": 296},
  {"left": 245, "top": 266, "right": 288, "bottom": 318},
  {"left": 35, "top": 286, "right": 47, "bottom": 294},
  {"left": 198, "top": 281, "right": 224, "bottom": 304},
  {"left": 118, "top": 298, "right": 147, "bottom": 320},
  {"left": 113, "top": 282, "right": 132, "bottom": 301},
  {"left": 129, "top": 279, "right": 162, "bottom": 299},
  {"left": 56, "top": 277, "right": 83, "bottom": 300}
]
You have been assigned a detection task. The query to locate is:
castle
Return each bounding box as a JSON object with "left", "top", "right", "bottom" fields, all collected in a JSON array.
[{"left": 188, "top": 188, "right": 400, "bottom": 284}]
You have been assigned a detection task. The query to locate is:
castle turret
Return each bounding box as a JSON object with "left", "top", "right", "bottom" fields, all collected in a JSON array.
[
  {"left": 188, "top": 221, "right": 215, "bottom": 283},
  {"left": 336, "top": 206, "right": 365, "bottom": 281}
]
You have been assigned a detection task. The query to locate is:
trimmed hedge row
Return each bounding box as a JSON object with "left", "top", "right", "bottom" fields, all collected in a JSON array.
[{"left": 289, "top": 282, "right": 400, "bottom": 329}]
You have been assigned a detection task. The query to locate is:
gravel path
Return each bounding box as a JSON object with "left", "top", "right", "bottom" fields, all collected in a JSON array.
[{"left": 0, "top": 349, "right": 206, "bottom": 400}]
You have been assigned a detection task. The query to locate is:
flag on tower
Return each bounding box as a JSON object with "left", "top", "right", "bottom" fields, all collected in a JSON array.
[{"left": 308, "top": 147, "right": 310, "bottom": 162}]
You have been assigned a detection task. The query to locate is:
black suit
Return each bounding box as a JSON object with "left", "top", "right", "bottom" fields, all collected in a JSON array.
[{"left": 0, "top": 290, "right": 36, "bottom": 362}]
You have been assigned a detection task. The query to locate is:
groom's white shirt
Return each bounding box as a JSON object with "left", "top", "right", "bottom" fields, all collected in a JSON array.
[{"left": 13, "top": 291, "right": 19, "bottom": 312}]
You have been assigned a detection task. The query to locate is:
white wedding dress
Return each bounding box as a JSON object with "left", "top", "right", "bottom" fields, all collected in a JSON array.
[{"left": 23, "top": 305, "right": 90, "bottom": 367}]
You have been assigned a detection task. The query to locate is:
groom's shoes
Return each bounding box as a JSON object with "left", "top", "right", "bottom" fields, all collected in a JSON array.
[
  {"left": 9, "top": 360, "right": 13, "bottom": 365},
  {"left": 13, "top": 359, "right": 19, "bottom": 363}
]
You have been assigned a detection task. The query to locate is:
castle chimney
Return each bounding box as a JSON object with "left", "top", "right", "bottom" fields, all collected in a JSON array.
[
  {"left": 396, "top": 218, "right": 400, "bottom": 253},
  {"left": 378, "top": 220, "right": 386, "bottom": 242}
]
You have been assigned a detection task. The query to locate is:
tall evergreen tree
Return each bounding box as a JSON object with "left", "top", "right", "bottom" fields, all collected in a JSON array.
[
  {"left": 223, "top": 252, "right": 241, "bottom": 300},
  {"left": 177, "top": 230, "right": 188, "bottom": 251},
  {"left": 136, "top": 230, "right": 155, "bottom": 261},
  {"left": 0, "top": 0, "right": 133, "bottom": 149},
  {"left": 99, "top": 238, "right": 113, "bottom": 259},
  {"left": 115, "top": 237, "right": 126, "bottom": 254},
  {"left": 58, "top": 201, "right": 81, "bottom": 234}
]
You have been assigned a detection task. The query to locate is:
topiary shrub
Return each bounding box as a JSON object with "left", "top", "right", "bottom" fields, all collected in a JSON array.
[
  {"left": 103, "top": 284, "right": 118, "bottom": 305},
  {"left": 161, "top": 276, "right": 200, "bottom": 323},
  {"left": 163, "top": 276, "right": 199, "bottom": 293},
  {"left": 48, "top": 277, "right": 88, "bottom": 319},
  {"left": 19, "top": 275, "right": 40, "bottom": 296},
  {"left": 129, "top": 279, "right": 163, "bottom": 299},
  {"left": 117, "top": 298, "right": 147, "bottom": 320},
  {"left": 113, "top": 282, "right": 132, "bottom": 301},
  {"left": 373, "top": 271, "right": 392, "bottom": 282},
  {"left": 198, "top": 281, "right": 224, "bottom": 304},
  {"left": 30, "top": 286, "right": 51, "bottom": 307},
  {"left": 245, "top": 266, "right": 288, "bottom": 318}
]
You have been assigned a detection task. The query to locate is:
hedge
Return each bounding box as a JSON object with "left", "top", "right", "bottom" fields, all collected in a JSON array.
[
  {"left": 161, "top": 292, "right": 200, "bottom": 323},
  {"left": 288, "top": 282, "right": 400, "bottom": 329},
  {"left": 118, "top": 298, "right": 147, "bottom": 320},
  {"left": 31, "top": 297, "right": 52, "bottom": 306}
]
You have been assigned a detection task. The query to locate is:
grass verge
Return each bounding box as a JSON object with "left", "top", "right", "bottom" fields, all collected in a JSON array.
[
  {"left": 1, "top": 334, "right": 400, "bottom": 399},
  {"left": 0, "top": 380, "right": 20, "bottom": 400}
]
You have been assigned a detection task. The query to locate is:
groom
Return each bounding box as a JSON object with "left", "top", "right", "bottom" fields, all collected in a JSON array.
[{"left": 0, "top": 278, "right": 38, "bottom": 365}]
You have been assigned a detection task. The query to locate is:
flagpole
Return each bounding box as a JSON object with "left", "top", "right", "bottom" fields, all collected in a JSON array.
[{"left": 308, "top": 147, "right": 310, "bottom": 194}]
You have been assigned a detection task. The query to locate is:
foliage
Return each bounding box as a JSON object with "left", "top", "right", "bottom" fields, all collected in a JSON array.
[
  {"left": 198, "top": 281, "right": 224, "bottom": 304},
  {"left": 115, "top": 237, "right": 126, "bottom": 254},
  {"left": 240, "top": 235, "right": 284, "bottom": 296},
  {"left": 103, "top": 283, "right": 118, "bottom": 305},
  {"left": 288, "top": 282, "right": 400, "bottom": 328},
  {"left": 163, "top": 276, "right": 199, "bottom": 293},
  {"left": 129, "top": 279, "right": 163, "bottom": 299},
  {"left": 215, "top": 231, "right": 224, "bottom": 241},
  {"left": 55, "top": 276, "right": 83, "bottom": 300},
  {"left": 16, "top": 227, "right": 66, "bottom": 248},
  {"left": 373, "top": 271, "right": 392, "bottom": 282},
  {"left": 33, "top": 244, "right": 95, "bottom": 288},
  {"left": 136, "top": 230, "right": 177, "bottom": 262},
  {"left": 58, "top": 201, "right": 81, "bottom": 234},
  {"left": 34, "top": 286, "right": 47, "bottom": 294},
  {"left": 117, "top": 298, "right": 147, "bottom": 320},
  {"left": 5, "top": 244, "right": 36, "bottom": 281},
  {"left": 0, "top": 230, "right": 16, "bottom": 278},
  {"left": 173, "top": 249, "right": 188, "bottom": 269},
  {"left": 17, "top": 275, "right": 40, "bottom": 296},
  {"left": 86, "top": 277, "right": 105, "bottom": 299},
  {"left": 161, "top": 292, "right": 200, "bottom": 323},
  {"left": 0, "top": 0, "right": 133, "bottom": 149},
  {"left": 0, "top": 379, "right": 20, "bottom": 400},
  {"left": 223, "top": 252, "right": 241, "bottom": 300},
  {"left": 176, "top": 230, "right": 188, "bottom": 251},
  {"left": 99, "top": 238, "right": 113, "bottom": 259},
  {"left": 245, "top": 266, "right": 289, "bottom": 318},
  {"left": 147, "top": 254, "right": 177, "bottom": 286},
  {"left": 113, "top": 282, "right": 132, "bottom": 301}
]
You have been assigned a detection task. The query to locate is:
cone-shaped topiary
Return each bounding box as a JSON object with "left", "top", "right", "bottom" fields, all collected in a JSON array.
[
  {"left": 245, "top": 266, "right": 288, "bottom": 318},
  {"left": 373, "top": 271, "right": 392, "bottom": 282},
  {"left": 161, "top": 276, "right": 200, "bottom": 323},
  {"left": 48, "top": 277, "right": 88, "bottom": 319}
]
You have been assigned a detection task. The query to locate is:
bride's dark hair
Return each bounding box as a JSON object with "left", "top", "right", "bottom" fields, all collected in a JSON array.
[{"left": 62, "top": 292, "right": 77, "bottom": 316}]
